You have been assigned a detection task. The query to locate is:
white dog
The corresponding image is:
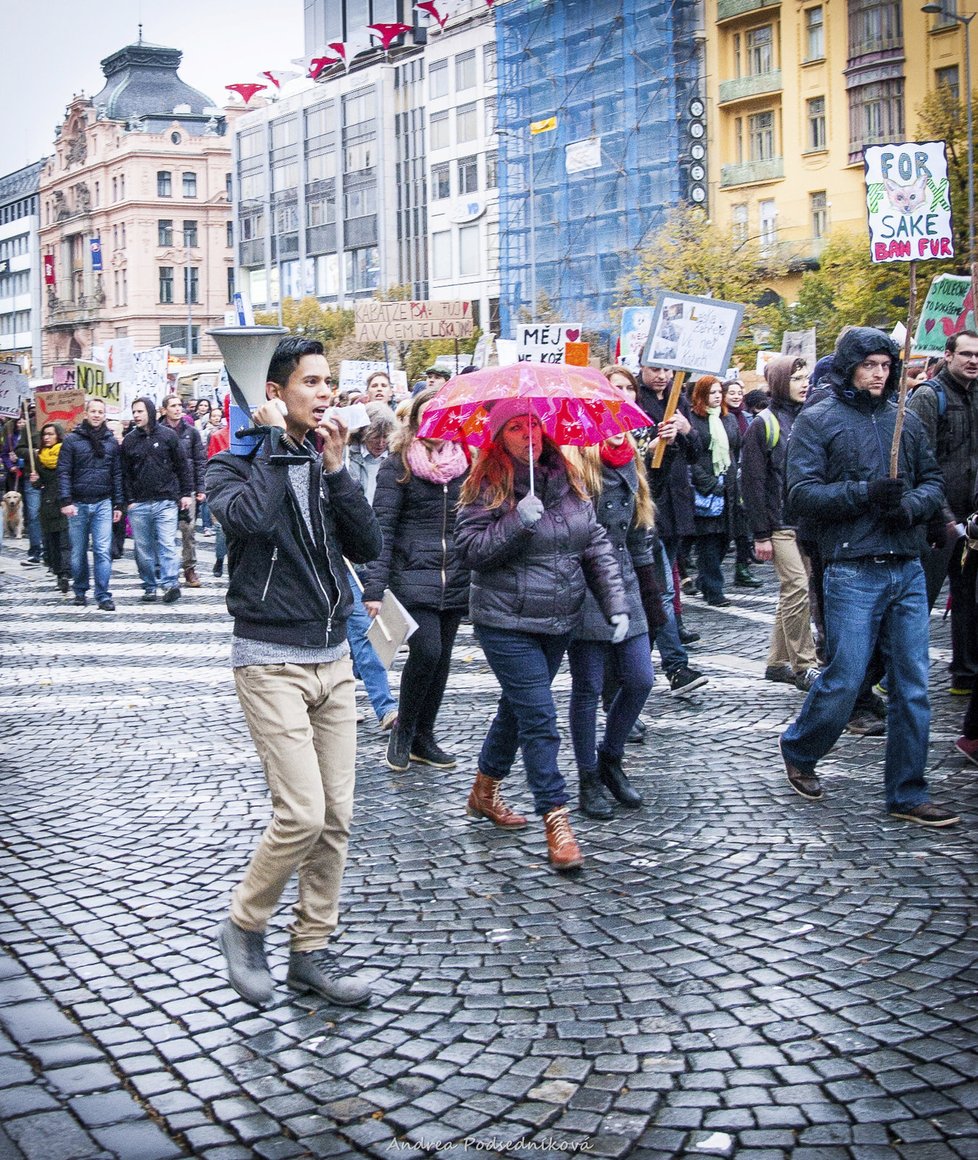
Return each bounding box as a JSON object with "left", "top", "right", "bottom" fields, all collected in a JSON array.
[{"left": 2, "top": 491, "right": 24, "bottom": 539}]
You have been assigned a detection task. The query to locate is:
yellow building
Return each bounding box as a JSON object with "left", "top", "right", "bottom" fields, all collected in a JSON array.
[{"left": 705, "top": 0, "right": 969, "bottom": 287}]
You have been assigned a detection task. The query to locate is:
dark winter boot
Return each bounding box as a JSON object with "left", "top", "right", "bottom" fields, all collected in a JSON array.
[
  {"left": 578, "top": 767, "right": 614, "bottom": 820},
  {"left": 734, "top": 565, "right": 762, "bottom": 588},
  {"left": 598, "top": 751, "right": 643, "bottom": 808}
]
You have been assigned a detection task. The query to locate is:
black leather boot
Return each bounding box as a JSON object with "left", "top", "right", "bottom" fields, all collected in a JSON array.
[
  {"left": 579, "top": 767, "right": 614, "bottom": 820},
  {"left": 598, "top": 751, "right": 643, "bottom": 808}
]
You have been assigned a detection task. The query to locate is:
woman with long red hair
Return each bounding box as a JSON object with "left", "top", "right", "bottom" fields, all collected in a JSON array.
[{"left": 688, "top": 375, "right": 740, "bottom": 607}]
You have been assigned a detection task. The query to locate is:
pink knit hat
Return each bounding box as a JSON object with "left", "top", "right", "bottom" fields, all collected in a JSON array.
[{"left": 487, "top": 397, "right": 541, "bottom": 441}]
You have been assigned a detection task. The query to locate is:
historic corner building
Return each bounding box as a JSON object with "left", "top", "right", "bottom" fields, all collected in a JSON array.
[
  {"left": 704, "top": 0, "right": 967, "bottom": 278},
  {"left": 39, "top": 40, "right": 239, "bottom": 373},
  {"left": 0, "top": 161, "right": 45, "bottom": 378},
  {"left": 234, "top": 0, "right": 702, "bottom": 341}
]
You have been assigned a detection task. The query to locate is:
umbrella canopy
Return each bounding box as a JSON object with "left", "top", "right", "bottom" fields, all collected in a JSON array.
[{"left": 415, "top": 362, "right": 652, "bottom": 449}]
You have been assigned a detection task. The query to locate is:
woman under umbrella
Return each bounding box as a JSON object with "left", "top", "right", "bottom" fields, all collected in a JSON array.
[{"left": 454, "top": 399, "right": 629, "bottom": 872}]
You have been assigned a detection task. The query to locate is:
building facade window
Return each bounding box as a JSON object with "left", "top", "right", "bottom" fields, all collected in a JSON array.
[
  {"left": 185, "top": 266, "right": 199, "bottom": 305},
  {"left": 227, "top": 266, "right": 235, "bottom": 303},
  {"left": 811, "top": 191, "right": 828, "bottom": 239},
  {"left": 183, "top": 220, "right": 198, "bottom": 247},
  {"left": 747, "top": 110, "right": 776, "bottom": 161},
  {"left": 157, "top": 171, "right": 172, "bottom": 197},
  {"left": 759, "top": 199, "right": 777, "bottom": 249},
  {"left": 182, "top": 172, "right": 197, "bottom": 198},
  {"left": 732, "top": 203, "right": 749, "bottom": 245},
  {"left": 807, "top": 96, "right": 827, "bottom": 150},
  {"left": 746, "top": 25, "right": 774, "bottom": 75},
  {"left": 936, "top": 65, "right": 960, "bottom": 97},
  {"left": 456, "top": 102, "right": 478, "bottom": 144},
  {"left": 459, "top": 224, "right": 480, "bottom": 276},
  {"left": 432, "top": 230, "right": 451, "bottom": 279},
  {"left": 432, "top": 162, "right": 451, "bottom": 199},
  {"left": 849, "top": 79, "right": 904, "bottom": 154},
  {"left": 345, "top": 246, "right": 379, "bottom": 292},
  {"left": 848, "top": 0, "right": 902, "bottom": 56},
  {"left": 456, "top": 50, "right": 476, "bottom": 91},
  {"left": 486, "top": 150, "right": 498, "bottom": 188},
  {"left": 429, "top": 60, "right": 448, "bottom": 99},
  {"left": 458, "top": 156, "right": 478, "bottom": 194},
  {"left": 430, "top": 111, "right": 450, "bottom": 150},
  {"left": 226, "top": 221, "right": 233, "bottom": 247},
  {"left": 484, "top": 43, "right": 497, "bottom": 83},
  {"left": 805, "top": 6, "right": 825, "bottom": 60},
  {"left": 158, "top": 220, "right": 173, "bottom": 247},
  {"left": 159, "top": 266, "right": 174, "bottom": 303}
]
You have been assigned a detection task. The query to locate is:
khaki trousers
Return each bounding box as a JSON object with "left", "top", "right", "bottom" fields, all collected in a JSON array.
[
  {"left": 178, "top": 496, "right": 197, "bottom": 573},
  {"left": 231, "top": 657, "right": 357, "bottom": 951},
  {"left": 767, "top": 529, "right": 817, "bottom": 673}
]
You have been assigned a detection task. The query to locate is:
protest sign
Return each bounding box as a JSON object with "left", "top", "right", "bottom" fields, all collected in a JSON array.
[
  {"left": 781, "top": 329, "right": 817, "bottom": 367},
  {"left": 354, "top": 300, "right": 473, "bottom": 343},
  {"left": 338, "top": 360, "right": 408, "bottom": 397},
  {"left": 35, "top": 389, "right": 85, "bottom": 431},
  {"left": 640, "top": 293, "right": 744, "bottom": 377},
  {"left": 913, "top": 273, "right": 975, "bottom": 353},
  {"left": 52, "top": 365, "right": 76, "bottom": 390},
  {"left": 619, "top": 308, "right": 655, "bottom": 373},
  {"left": 132, "top": 346, "right": 171, "bottom": 405},
  {"left": 864, "top": 141, "right": 954, "bottom": 264},
  {"left": 516, "top": 322, "right": 584, "bottom": 364},
  {"left": 0, "top": 364, "right": 27, "bottom": 418}
]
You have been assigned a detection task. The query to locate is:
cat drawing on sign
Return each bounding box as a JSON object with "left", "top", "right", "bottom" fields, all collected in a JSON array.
[{"left": 883, "top": 175, "right": 928, "bottom": 214}]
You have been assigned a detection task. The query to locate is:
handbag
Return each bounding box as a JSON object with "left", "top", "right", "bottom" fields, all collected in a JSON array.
[{"left": 693, "top": 473, "right": 725, "bottom": 518}]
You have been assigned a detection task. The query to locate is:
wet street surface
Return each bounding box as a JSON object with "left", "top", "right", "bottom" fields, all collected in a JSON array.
[{"left": 1, "top": 538, "right": 976, "bottom": 1159}]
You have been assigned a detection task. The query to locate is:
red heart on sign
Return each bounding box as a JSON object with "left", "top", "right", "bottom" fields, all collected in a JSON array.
[
  {"left": 462, "top": 303, "right": 470, "bottom": 314},
  {"left": 943, "top": 317, "right": 958, "bottom": 336},
  {"left": 566, "top": 329, "right": 580, "bottom": 342},
  {"left": 924, "top": 318, "right": 936, "bottom": 333}
]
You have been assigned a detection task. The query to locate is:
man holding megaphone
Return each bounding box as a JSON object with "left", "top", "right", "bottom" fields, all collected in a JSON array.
[{"left": 206, "top": 335, "right": 382, "bottom": 1008}]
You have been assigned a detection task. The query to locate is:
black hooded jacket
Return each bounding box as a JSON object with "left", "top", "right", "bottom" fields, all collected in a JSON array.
[
  {"left": 786, "top": 328, "right": 944, "bottom": 561},
  {"left": 121, "top": 398, "right": 193, "bottom": 504}
]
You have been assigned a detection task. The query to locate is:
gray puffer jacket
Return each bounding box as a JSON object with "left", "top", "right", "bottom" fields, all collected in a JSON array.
[
  {"left": 455, "top": 450, "right": 627, "bottom": 636},
  {"left": 574, "top": 456, "right": 654, "bottom": 642}
]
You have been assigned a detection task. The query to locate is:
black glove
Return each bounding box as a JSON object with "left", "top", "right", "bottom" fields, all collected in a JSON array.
[
  {"left": 867, "top": 477, "right": 907, "bottom": 512},
  {"left": 926, "top": 514, "right": 950, "bottom": 548},
  {"left": 884, "top": 500, "right": 914, "bottom": 531}
]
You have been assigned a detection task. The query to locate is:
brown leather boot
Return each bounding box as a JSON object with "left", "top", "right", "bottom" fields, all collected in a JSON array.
[
  {"left": 542, "top": 806, "right": 583, "bottom": 871},
  {"left": 184, "top": 567, "right": 202, "bottom": 588},
  {"left": 465, "top": 772, "right": 527, "bottom": 829}
]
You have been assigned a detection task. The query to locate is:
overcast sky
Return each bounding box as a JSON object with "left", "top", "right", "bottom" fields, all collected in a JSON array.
[{"left": 1, "top": 0, "right": 303, "bottom": 173}]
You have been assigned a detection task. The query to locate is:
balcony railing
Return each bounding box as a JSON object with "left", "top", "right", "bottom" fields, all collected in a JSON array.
[
  {"left": 718, "top": 70, "right": 783, "bottom": 103},
  {"left": 717, "top": 0, "right": 780, "bottom": 21},
  {"left": 720, "top": 156, "right": 785, "bottom": 186}
]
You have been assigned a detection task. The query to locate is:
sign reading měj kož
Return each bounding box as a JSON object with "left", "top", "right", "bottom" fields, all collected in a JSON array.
[
  {"left": 864, "top": 140, "right": 954, "bottom": 264},
  {"left": 354, "top": 300, "right": 473, "bottom": 343},
  {"left": 516, "top": 323, "right": 584, "bottom": 364}
]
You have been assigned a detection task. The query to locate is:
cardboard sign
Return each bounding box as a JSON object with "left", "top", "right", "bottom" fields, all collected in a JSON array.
[
  {"left": 35, "top": 389, "right": 86, "bottom": 431},
  {"left": 864, "top": 140, "right": 954, "bottom": 264},
  {"left": 132, "top": 346, "right": 171, "bottom": 404},
  {"left": 52, "top": 365, "right": 77, "bottom": 390},
  {"left": 619, "top": 307, "right": 655, "bottom": 373},
  {"left": 0, "top": 364, "right": 28, "bottom": 418},
  {"left": 564, "top": 341, "right": 590, "bottom": 366},
  {"left": 354, "top": 300, "right": 473, "bottom": 342},
  {"left": 913, "top": 273, "right": 976, "bottom": 353},
  {"left": 781, "top": 329, "right": 817, "bottom": 368},
  {"left": 641, "top": 293, "right": 745, "bottom": 377},
  {"left": 516, "top": 322, "right": 584, "bottom": 364}
]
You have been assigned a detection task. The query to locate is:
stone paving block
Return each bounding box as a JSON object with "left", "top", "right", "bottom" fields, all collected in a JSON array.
[{"left": 4, "top": 1109, "right": 99, "bottom": 1160}]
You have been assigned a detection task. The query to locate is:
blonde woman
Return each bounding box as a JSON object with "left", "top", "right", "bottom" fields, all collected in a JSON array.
[{"left": 564, "top": 432, "right": 657, "bottom": 818}]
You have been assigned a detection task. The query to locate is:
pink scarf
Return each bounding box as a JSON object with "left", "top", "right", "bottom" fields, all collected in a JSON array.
[{"left": 406, "top": 439, "right": 468, "bottom": 483}]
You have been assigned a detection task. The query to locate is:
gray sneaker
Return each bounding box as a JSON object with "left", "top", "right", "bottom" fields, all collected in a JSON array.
[
  {"left": 286, "top": 948, "right": 371, "bottom": 1007},
  {"left": 218, "top": 919, "right": 272, "bottom": 1006}
]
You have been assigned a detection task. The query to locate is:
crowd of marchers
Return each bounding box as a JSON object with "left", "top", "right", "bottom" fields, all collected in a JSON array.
[{"left": 3, "top": 329, "right": 975, "bottom": 1010}]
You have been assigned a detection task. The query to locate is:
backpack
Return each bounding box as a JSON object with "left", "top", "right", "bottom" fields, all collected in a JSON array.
[{"left": 737, "top": 407, "right": 780, "bottom": 504}]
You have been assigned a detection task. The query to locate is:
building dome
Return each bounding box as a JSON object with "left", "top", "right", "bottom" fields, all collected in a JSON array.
[{"left": 90, "top": 41, "right": 224, "bottom": 135}]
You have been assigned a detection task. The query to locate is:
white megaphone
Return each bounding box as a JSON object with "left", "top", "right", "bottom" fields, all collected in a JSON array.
[{"left": 207, "top": 325, "right": 289, "bottom": 454}]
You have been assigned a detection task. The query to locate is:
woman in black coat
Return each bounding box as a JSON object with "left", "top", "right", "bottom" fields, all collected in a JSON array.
[
  {"left": 362, "top": 389, "right": 470, "bottom": 774},
  {"left": 688, "top": 376, "right": 740, "bottom": 607},
  {"left": 30, "top": 423, "right": 71, "bottom": 592}
]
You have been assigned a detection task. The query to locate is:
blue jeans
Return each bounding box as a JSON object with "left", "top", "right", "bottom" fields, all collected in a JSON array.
[
  {"left": 781, "top": 557, "right": 931, "bottom": 811},
  {"left": 346, "top": 570, "right": 397, "bottom": 723},
  {"left": 129, "top": 501, "right": 180, "bottom": 593},
  {"left": 68, "top": 500, "right": 113, "bottom": 602},
  {"left": 568, "top": 633, "right": 654, "bottom": 766},
  {"left": 214, "top": 519, "right": 226, "bottom": 563},
  {"left": 197, "top": 498, "right": 213, "bottom": 531},
  {"left": 655, "top": 540, "right": 688, "bottom": 675},
  {"left": 476, "top": 625, "right": 570, "bottom": 814},
  {"left": 24, "top": 483, "right": 41, "bottom": 558}
]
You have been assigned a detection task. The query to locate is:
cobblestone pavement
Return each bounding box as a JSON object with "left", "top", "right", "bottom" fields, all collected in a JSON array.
[{"left": 1, "top": 536, "right": 976, "bottom": 1160}]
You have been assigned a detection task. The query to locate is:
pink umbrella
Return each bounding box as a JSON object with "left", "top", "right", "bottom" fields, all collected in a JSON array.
[{"left": 415, "top": 362, "right": 652, "bottom": 491}]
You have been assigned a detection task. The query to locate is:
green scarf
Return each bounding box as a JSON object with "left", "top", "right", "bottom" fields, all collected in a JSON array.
[{"left": 706, "top": 407, "right": 731, "bottom": 478}]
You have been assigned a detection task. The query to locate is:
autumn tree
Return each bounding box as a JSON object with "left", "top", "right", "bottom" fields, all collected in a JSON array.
[
  {"left": 916, "top": 83, "right": 978, "bottom": 268},
  {"left": 617, "top": 204, "right": 789, "bottom": 363},
  {"left": 254, "top": 297, "right": 363, "bottom": 367}
]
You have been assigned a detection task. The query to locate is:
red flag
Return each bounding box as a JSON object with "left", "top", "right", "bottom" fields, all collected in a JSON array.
[
  {"left": 226, "top": 83, "right": 268, "bottom": 105},
  {"left": 367, "top": 23, "right": 412, "bottom": 51},
  {"left": 43, "top": 255, "right": 55, "bottom": 286}
]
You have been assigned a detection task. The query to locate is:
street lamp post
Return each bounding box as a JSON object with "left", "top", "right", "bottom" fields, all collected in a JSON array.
[
  {"left": 923, "top": 2, "right": 975, "bottom": 313},
  {"left": 184, "top": 248, "right": 194, "bottom": 361}
]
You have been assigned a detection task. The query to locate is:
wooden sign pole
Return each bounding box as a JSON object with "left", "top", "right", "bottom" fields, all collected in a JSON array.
[
  {"left": 650, "top": 370, "right": 687, "bottom": 469},
  {"left": 889, "top": 260, "right": 918, "bottom": 479}
]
